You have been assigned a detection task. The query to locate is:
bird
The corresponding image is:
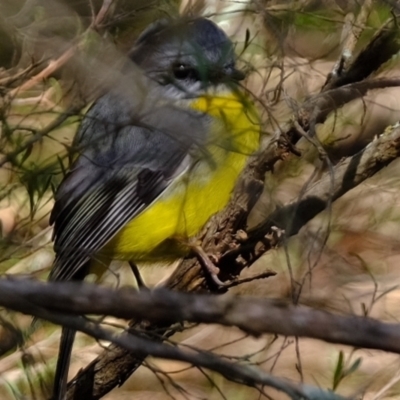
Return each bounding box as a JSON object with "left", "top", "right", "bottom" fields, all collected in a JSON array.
[{"left": 49, "top": 16, "right": 260, "bottom": 400}]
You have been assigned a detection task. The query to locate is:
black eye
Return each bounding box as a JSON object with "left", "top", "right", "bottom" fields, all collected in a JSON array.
[{"left": 172, "top": 63, "right": 198, "bottom": 80}]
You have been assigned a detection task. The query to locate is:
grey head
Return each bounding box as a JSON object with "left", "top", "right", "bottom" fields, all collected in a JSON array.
[{"left": 128, "top": 17, "right": 245, "bottom": 97}]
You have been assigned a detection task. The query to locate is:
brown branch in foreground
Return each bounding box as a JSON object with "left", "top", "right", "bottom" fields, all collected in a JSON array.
[
  {"left": 0, "top": 278, "right": 346, "bottom": 400},
  {"left": 2, "top": 277, "right": 400, "bottom": 358}
]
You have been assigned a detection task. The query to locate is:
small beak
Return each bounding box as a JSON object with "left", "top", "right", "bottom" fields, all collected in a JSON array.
[
  {"left": 224, "top": 65, "right": 246, "bottom": 81},
  {"left": 208, "top": 65, "right": 246, "bottom": 83}
]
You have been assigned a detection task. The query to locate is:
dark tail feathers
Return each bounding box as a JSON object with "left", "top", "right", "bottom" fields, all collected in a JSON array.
[{"left": 52, "top": 328, "right": 76, "bottom": 400}]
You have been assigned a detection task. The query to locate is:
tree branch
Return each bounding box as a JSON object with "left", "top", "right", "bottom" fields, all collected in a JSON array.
[
  {"left": 2, "top": 277, "right": 400, "bottom": 358},
  {"left": 14, "top": 279, "right": 344, "bottom": 400},
  {"left": 323, "top": 14, "right": 400, "bottom": 90}
]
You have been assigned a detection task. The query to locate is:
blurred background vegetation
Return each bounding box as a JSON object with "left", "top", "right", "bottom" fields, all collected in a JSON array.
[{"left": 1, "top": 0, "right": 400, "bottom": 399}]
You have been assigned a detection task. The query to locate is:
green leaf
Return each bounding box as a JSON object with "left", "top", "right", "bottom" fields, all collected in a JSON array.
[
  {"left": 332, "top": 351, "right": 344, "bottom": 390},
  {"left": 344, "top": 357, "right": 362, "bottom": 376},
  {"left": 19, "top": 144, "right": 33, "bottom": 167},
  {"left": 56, "top": 155, "right": 67, "bottom": 177},
  {"left": 244, "top": 29, "right": 250, "bottom": 51}
]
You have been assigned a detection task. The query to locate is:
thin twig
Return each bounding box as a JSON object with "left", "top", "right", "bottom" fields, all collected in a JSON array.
[{"left": 8, "top": 46, "right": 77, "bottom": 98}]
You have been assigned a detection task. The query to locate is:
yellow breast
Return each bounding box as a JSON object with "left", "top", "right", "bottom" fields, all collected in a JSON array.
[{"left": 103, "top": 92, "right": 260, "bottom": 261}]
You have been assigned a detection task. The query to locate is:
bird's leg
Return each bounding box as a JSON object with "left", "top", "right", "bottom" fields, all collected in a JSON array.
[
  {"left": 189, "top": 244, "right": 228, "bottom": 287},
  {"left": 129, "top": 261, "right": 149, "bottom": 290}
]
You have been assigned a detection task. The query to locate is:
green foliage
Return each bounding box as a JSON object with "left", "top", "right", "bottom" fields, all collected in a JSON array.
[
  {"left": 293, "top": 10, "right": 340, "bottom": 33},
  {"left": 19, "top": 161, "right": 56, "bottom": 217},
  {"left": 332, "top": 351, "right": 362, "bottom": 391}
]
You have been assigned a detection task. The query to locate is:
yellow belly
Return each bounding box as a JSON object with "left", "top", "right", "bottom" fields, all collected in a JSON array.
[{"left": 103, "top": 93, "right": 260, "bottom": 261}]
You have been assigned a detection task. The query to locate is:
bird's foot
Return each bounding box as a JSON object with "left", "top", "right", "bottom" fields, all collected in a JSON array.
[
  {"left": 129, "top": 261, "right": 149, "bottom": 291},
  {"left": 190, "top": 244, "right": 228, "bottom": 287}
]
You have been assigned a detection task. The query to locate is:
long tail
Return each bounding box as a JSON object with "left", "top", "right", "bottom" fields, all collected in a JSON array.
[
  {"left": 50, "top": 259, "right": 90, "bottom": 400},
  {"left": 52, "top": 328, "right": 76, "bottom": 400}
]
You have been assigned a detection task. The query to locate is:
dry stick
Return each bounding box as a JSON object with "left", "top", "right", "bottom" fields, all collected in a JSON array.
[
  {"left": 346, "top": 0, "right": 373, "bottom": 50},
  {"left": 92, "top": 0, "right": 115, "bottom": 28},
  {"left": 0, "top": 64, "right": 39, "bottom": 87},
  {"left": 66, "top": 120, "right": 400, "bottom": 399},
  {"left": 371, "top": 371, "right": 400, "bottom": 400},
  {"left": 3, "top": 278, "right": 400, "bottom": 358},
  {"left": 323, "top": 0, "right": 373, "bottom": 90},
  {"left": 0, "top": 281, "right": 346, "bottom": 400},
  {"left": 302, "top": 77, "right": 400, "bottom": 129},
  {"left": 7, "top": 46, "right": 77, "bottom": 98},
  {"left": 323, "top": 13, "right": 400, "bottom": 91}
]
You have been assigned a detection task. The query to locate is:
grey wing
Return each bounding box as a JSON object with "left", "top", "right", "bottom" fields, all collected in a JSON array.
[{"left": 49, "top": 92, "right": 201, "bottom": 282}]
